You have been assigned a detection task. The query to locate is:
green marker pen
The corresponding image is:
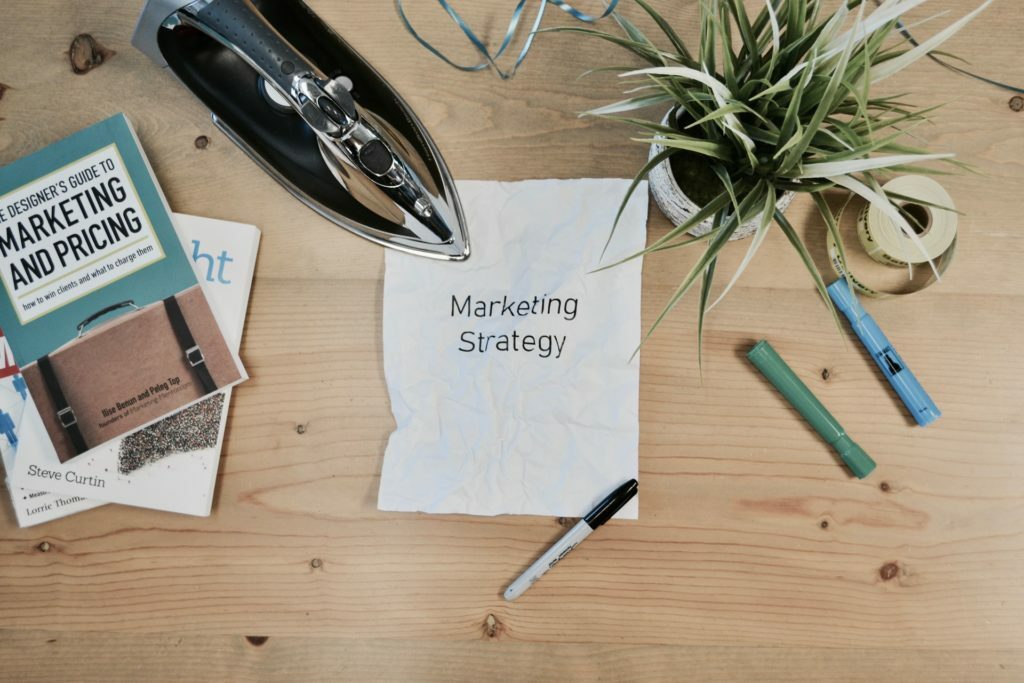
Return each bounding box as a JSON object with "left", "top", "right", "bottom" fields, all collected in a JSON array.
[{"left": 747, "top": 340, "right": 876, "bottom": 479}]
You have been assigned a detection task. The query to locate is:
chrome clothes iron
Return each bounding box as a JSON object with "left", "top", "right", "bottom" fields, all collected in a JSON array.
[{"left": 132, "top": 0, "right": 469, "bottom": 260}]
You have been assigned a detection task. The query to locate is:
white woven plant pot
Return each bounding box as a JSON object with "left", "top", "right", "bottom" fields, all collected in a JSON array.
[{"left": 647, "top": 112, "right": 794, "bottom": 240}]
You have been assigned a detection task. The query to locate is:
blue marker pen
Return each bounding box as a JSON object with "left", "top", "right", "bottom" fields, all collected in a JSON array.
[{"left": 827, "top": 279, "right": 941, "bottom": 426}]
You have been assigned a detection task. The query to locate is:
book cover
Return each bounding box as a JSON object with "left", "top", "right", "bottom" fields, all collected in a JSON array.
[
  {"left": 6, "top": 214, "right": 259, "bottom": 521},
  {"left": 0, "top": 114, "right": 246, "bottom": 465},
  {"left": 0, "top": 333, "right": 98, "bottom": 526},
  {"left": 0, "top": 325, "right": 105, "bottom": 525}
]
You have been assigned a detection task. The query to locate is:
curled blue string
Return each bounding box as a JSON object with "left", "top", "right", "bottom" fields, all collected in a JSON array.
[{"left": 395, "top": 0, "right": 619, "bottom": 80}]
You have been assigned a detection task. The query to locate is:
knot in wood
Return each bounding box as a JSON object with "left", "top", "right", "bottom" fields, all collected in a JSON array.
[
  {"left": 68, "top": 34, "right": 115, "bottom": 74},
  {"left": 483, "top": 613, "right": 503, "bottom": 639}
]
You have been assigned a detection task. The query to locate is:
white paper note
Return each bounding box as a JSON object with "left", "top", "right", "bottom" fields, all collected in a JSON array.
[{"left": 379, "top": 178, "right": 646, "bottom": 518}]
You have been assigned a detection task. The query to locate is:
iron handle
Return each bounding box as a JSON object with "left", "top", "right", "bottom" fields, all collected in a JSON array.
[
  {"left": 183, "top": 0, "right": 357, "bottom": 135},
  {"left": 188, "top": 0, "right": 310, "bottom": 95}
]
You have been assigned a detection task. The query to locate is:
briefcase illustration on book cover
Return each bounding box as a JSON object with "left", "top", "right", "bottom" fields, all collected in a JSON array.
[{"left": 20, "top": 284, "right": 241, "bottom": 463}]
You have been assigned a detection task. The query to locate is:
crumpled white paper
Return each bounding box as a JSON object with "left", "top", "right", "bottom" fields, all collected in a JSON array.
[{"left": 379, "top": 179, "right": 646, "bottom": 518}]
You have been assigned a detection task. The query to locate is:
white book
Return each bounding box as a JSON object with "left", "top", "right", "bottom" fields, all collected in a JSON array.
[
  {"left": 0, "top": 341, "right": 93, "bottom": 525},
  {"left": 4, "top": 214, "right": 259, "bottom": 525}
]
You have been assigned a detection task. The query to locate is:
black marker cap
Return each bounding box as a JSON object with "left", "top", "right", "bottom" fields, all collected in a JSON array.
[{"left": 583, "top": 479, "right": 638, "bottom": 529}]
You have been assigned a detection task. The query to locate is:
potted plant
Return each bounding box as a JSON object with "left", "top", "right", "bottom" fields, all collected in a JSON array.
[{"left": 555, "top": 0, "right": 987, "bottom": 360}]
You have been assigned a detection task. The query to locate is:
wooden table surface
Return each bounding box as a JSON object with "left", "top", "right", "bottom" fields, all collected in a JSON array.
[{"left": 1, "top": 1, "right": 1022, "bottom": 681}]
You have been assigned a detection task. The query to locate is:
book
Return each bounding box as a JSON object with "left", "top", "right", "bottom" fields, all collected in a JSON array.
[
  {"left": 5, "top": 214, "right": 259, "bottom": 523},
  {"left": 0, "top": 113, "right": 246, "bottom": 466},
  {"left": 0, "top": 333, "right": 100, "bottom": 525}
]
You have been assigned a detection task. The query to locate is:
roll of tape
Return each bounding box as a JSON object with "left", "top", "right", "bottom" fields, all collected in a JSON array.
[{"left": 828, "top": 175, "right": 958, "bottom": 298}]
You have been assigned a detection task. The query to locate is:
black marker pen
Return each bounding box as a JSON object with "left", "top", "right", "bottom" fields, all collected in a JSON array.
[{"left": 503, "top": 479, "right": 638, "bottom": 600}]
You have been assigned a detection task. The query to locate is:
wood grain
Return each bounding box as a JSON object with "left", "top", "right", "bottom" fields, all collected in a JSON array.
[
  {"left": 1, "top": 0, "right": 1022, "bottom": 680},
  {"left": 1, "top": 629, "right": 1023, "bottom": 683}
]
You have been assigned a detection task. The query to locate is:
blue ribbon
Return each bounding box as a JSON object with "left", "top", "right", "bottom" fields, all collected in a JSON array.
[{"left": 395, "top": 0, "right": 619, "bottom": 80}]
